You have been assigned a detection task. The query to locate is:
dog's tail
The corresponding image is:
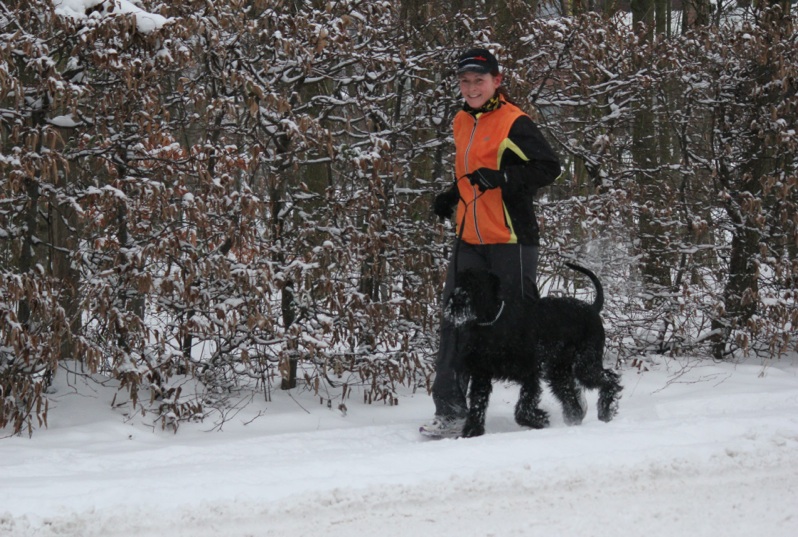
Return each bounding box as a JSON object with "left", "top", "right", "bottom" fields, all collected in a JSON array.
[{"left": 565, "top": 262, "right": 604, "bottom": 313}]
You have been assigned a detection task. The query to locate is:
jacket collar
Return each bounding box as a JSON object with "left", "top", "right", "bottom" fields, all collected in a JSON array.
[{"left": 463, "top": 92, "right": 503, "bottom": 116}]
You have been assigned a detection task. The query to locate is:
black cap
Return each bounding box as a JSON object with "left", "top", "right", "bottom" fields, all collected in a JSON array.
[{"left": 457, "top": 48, "right": 499, "bottom": 75}]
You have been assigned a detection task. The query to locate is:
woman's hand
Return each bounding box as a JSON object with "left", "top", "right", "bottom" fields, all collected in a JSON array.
[
  {"left": 433, "top": 185, "right": 460, "bottom": 220},
  {"left": 467, "top": 168, "right": 506, "bottom": 191}
]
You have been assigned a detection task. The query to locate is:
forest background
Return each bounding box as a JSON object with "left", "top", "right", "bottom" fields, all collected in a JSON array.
[{"left": 1, "top": 0, "right": 795, "bottom": 435}]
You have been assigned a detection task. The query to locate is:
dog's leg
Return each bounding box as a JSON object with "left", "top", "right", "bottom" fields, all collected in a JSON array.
[
  {"left": 515, "top": 380, "right": 549, "bottom": 429},
  {"left": 596, "top": 369, "right": 622, "bottom": 422},
  {"left": 463, "top": 373, "right": 492, "bottom": 438},
  {"left": 546, "top": 348, "right": 588, "bottom": 426},
  {"left": 574, "top": 351, "right": 623, "bottom": 423}
]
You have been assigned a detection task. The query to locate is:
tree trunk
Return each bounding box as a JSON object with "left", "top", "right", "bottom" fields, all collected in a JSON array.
[
  {"left": 50, "top": 166, "right": 82, "bottom": 361},
  {"left": 280, "top": 281, "right": 298, "bottom": 390},
  {"left": 682, "top": 0, "right": 710, "bottom": 33},
  {"left": 18, "top": 177, "right": 40, "bottom": 327},
  {"left": 712, "top": 3, "right": 791, "bottom": 359},
  {"left": 631, "top": 3, "right": 672, "bottom": 291}
]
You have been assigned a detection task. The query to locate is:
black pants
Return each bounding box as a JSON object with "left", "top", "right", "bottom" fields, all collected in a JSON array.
[{"left": 432, "top": 241, "right": 540, "bottom": 418}]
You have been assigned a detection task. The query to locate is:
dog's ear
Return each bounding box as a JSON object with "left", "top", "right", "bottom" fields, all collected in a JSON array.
[
  {"left": 487, "top": 270, "right": 502, "bottom": 299},
  {"left": 456, "top": 268, "right": 479, "bottom": 288}
]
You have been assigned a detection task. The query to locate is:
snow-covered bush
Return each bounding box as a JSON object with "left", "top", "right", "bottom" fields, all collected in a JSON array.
[{"left": 1, "top": 1, "right": 795, "bottom": 435}]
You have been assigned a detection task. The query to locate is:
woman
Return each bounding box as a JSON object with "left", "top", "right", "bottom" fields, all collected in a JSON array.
[{"left": 420, "top": 48, "right": 561, "bottom": 438}]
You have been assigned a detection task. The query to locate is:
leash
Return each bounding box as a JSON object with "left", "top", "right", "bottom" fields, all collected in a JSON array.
[
  {"left": 477, "top": 300, "right": 505, "bottom": 326},
  {"left": 448, "top": 179, "right": 504, "bottom": 327},
  {"left": 451, "top": 176, "right": 484, "bottom": 281},
  {"left": 451, "top": 177, "right": 468, "bottom": 279}
]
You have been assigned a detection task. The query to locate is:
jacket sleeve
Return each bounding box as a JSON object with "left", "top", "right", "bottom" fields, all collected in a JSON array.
[{"left": 499, "top": 116, "right": 561, "bottom": 193}]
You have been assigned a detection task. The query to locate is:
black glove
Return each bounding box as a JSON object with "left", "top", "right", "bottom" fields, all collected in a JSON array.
[
  {"left": 467, "top": 168, "right": 506, "bottom": 191},
  {"left": 433, "top": 186, "right": 459, "bottom": 220}
]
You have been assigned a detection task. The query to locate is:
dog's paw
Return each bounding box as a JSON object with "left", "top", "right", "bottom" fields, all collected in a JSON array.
[
  {"left": 515, "top": 407, "right": 550, "bottom": 429},
  {"left": 598, "top": 396, "right": 620, "bottom": 422},
  {"left": 462, "top": 420, "right": 485, "bottom": 438},
  {"left": 564, "top": 391, "right": 588, "bottom": 426},
  {"left": 598, "top": 382, "right": 622, "bottom": 422}
]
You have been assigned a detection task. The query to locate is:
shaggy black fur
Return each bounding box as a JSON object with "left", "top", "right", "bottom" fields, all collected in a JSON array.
[{"left": 445, "top": 263, "right": 622, "bottom": 438}]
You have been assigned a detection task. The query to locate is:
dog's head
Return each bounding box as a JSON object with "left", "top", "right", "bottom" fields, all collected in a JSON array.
[
  {"left": 443, "top": 286, "right": 476, "bottom": 327},
  {"left": 443, "top": 269, "right": 503, "bottom": 327}
]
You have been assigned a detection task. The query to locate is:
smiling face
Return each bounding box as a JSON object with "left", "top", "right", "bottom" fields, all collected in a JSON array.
[{"left": 458, "top": 71, "right": 502, "bottom": 109}]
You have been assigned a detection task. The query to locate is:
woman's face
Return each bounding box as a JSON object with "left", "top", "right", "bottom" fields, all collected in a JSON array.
[{"left": 458, "top": 71, "right": 502, "bottom": 109}]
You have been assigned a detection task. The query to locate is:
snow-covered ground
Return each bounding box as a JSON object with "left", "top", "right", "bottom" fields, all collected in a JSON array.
[{"left": 2, "top": 355, "right": 797, "bottom": 537}]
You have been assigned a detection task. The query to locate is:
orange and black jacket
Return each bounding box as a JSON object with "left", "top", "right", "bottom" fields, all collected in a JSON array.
[{"left": 451, "top": 95, "right": 560, "bottom": 246}]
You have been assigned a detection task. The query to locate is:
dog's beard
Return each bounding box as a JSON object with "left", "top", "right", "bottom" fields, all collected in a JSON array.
[{"left": 444, "top": 287, "right": 477, "bottom": 327}]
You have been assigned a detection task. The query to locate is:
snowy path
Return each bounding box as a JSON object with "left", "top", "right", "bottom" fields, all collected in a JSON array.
[{"left": 2, "top": 357, "right": 797, "bottom": 536}]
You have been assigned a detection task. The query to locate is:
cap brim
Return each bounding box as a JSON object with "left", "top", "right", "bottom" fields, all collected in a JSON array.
[{"left": 457, "top": 65, "right": 491, "bottom": 74}]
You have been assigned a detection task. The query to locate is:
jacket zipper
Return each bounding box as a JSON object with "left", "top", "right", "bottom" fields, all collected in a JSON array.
[{"left": 463, "top": 113, "right": 484, "bottom": 244}]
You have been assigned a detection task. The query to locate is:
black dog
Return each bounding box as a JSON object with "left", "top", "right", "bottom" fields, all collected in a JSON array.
[{"left": 445, "top": 263, "right": 622, "bottom": 438}]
